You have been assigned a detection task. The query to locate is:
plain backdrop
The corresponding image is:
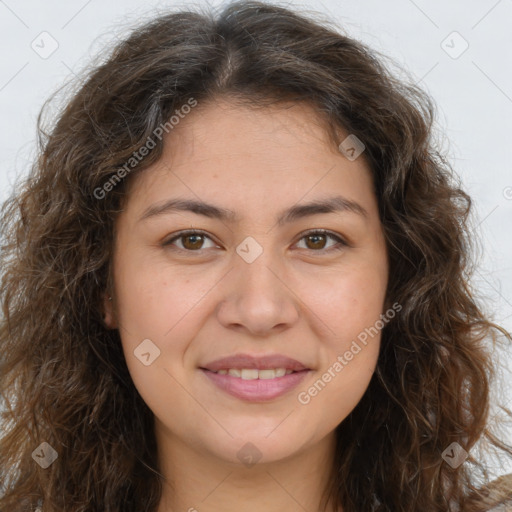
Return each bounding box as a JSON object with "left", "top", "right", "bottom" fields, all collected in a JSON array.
[{"left": 0, "top": 0, "right": 511, "bottom": 475}]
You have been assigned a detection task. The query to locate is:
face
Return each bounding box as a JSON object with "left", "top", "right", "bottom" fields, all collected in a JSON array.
[{"left": 104, "top": 98, "right": 389, "bottom": 467}]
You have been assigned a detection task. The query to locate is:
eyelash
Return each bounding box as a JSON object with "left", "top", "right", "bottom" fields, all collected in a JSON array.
[{"left": 162, "top": 229, "right": 349, "bottom": 254}]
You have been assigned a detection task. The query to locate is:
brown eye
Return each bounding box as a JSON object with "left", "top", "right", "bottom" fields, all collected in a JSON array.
[
  {"left": 296, "top": 230, "right": 348, "bottom": 252},
  {"left": 304, "top": 233, "right": 328, "bottom": 250},
  {"left": 181, "top": 234, "right": 205, "bottom": 250},
  {"left": 163, "top": 229, "right": 348, "bottom": 254},
  {"left": 163, "top": 230, "right": 217, "bottom": 252}
]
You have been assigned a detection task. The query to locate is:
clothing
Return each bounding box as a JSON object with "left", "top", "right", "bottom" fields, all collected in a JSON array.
[{"left": 488, "top": 500, "right": 512, "bottom": 511}]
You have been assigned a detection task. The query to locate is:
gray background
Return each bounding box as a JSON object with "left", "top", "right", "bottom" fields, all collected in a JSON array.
[{"left": 0, "top": 0, "right": 511, "bottom": 476}]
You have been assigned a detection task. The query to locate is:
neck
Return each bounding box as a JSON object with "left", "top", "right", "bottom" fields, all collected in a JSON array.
[{"left": 154, "top": 424, "right": 340, "bottom": 512}]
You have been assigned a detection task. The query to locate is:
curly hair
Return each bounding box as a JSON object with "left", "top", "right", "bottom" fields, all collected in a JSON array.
[{"left": 1, "top": 1, "right": 511, "bottom": 511}]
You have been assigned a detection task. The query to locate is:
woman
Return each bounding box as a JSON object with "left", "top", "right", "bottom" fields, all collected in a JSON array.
[{"left": 0, "top": 1, "right": 511, "bottom": 511}]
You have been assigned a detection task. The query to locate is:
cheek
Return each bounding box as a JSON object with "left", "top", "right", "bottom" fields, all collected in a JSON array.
[
  {"left": 296, "top": 266, "right": 385, "bottom": 409},
  {"left": 114, "top": 270, "right": 197, "bottom": 421},
  {"left": 299, "top": 348, "right": 378, "bottom": 431},
  {"left": 297, "top": 290, "right": 383, "bottom": 426},
  {"left": 304, "top": 262, "right": 388, "bottom": 342},
  {"left": 113, "top": 251, "right": 218, "bottom": 341},
  {"left": 112, "top": 260, "right": 221, "bottom": 410}
]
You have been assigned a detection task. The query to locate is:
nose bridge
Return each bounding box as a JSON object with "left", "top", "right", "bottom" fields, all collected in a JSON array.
[
  {"left": 216, "top": 236, "right": 299, "bottom": 335},
  {"left": 234, "top": 235, "right": 284, "bottom": 301}
]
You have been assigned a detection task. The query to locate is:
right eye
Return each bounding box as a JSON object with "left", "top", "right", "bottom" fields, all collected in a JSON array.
[{"left": 162, "top": 230, "right": 220, "bottom": 252}]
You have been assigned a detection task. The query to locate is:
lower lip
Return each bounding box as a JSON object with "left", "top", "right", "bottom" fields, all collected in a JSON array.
[{"left": 200, "top": 369, "right": 310, "bottom": 402}]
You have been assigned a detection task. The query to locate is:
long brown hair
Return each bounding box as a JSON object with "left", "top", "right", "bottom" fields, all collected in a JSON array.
[{"left": 1, "top": 2, "right": 511, "bottom": 511}]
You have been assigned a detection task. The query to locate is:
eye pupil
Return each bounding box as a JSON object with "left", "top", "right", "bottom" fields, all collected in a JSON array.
[
  {"left": 306, "top": 234, "right": 326, "bottom": 250},
  {"left": 183, "top": 234, "right": 203, "bottom": 250}
]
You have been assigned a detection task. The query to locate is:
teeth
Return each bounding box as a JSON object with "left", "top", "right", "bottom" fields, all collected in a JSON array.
[
  {"left": 259, "top": 369, "right": 279, "bottom": 379},
  {"left": 241, "top": 369, "right": 259, "bottom": 380},
  {"left": 214, "top": 368, "right": 295, "bottom": 379}
]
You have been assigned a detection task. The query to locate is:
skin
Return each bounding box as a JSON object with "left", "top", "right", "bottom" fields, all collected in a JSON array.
[{"left": 104, "top": 98, "right": 389, "bottom": 512}]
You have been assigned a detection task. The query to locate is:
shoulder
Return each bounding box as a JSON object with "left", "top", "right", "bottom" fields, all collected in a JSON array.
[
  {"left": 487, "top": 501, "right": 512, "bottom": 511},
  {"left": 466, "top": 473, "right": 512, "bottom": 512}
]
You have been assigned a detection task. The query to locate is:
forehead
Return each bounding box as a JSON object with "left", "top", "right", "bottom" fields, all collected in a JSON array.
[
  {"left": 121, "top": 98, "right": 378, "bottom": 223},
  {"left": 167, "top": 97, "right": 347, "bottom": 157}
]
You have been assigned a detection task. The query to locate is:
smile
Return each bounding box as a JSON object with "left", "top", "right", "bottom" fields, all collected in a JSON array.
[
  {"left": 200, "top": 368, "right": 310, "bottom": 401},
  {"left": 210, "top": 368, "right": 295, "bottom": 379}
]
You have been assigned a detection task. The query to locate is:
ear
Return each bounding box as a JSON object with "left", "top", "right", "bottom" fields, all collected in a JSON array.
[{"left": 102, "top": 292, "right": 118, "bottom": 329}]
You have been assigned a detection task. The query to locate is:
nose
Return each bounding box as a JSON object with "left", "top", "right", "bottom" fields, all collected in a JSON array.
[{"left": 215, "top": 249, "right": 300, "bottom": 337}]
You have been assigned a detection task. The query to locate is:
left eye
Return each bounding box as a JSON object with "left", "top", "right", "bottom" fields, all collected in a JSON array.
[
  {"left": 163, "top": 229, "right": 348, "bottom": 253},
  {"left": 295, "top": 230, "right": 348, "bottom": 251}
]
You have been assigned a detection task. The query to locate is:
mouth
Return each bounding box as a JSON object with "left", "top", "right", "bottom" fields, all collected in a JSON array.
[
  {"left": 200, "top": 367, "right": 304, "bottom": 379},
  {"left": 199, "top": 367, "right": 310, "bottom": 402},
  {"left": 199, "top": 353, "right": 312, "bottom": 401},
  {"left": 200, "top": 352, "right": 310, "bottom": 373}
]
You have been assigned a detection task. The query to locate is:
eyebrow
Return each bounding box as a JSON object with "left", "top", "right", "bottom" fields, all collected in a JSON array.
[{"left": 138, "top": 195, "right": 368, "bottom": 226}]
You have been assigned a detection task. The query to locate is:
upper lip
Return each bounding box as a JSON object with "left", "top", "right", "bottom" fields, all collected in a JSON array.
[{"left": 201, "top": 353, "right": 310, "bottom": 372}]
